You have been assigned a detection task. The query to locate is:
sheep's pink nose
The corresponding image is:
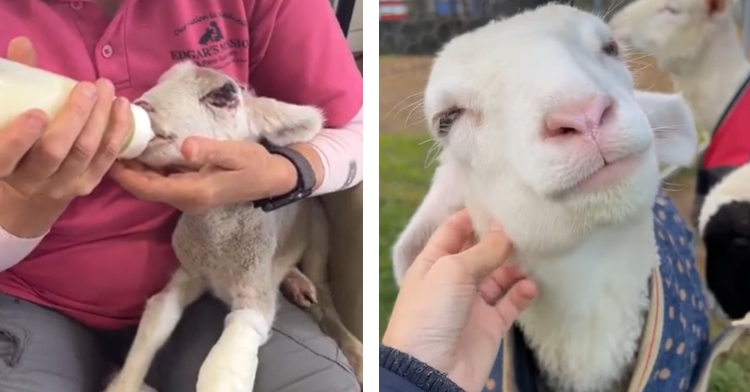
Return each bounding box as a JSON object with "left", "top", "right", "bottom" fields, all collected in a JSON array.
[{"left": 544, "top": 96, "right": 613, "bottom": 138}]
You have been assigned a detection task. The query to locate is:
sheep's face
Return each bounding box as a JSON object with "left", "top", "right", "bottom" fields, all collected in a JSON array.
[
  {"left": 609, "top": 0, "right": 731, "bottom": 72},
  {"left": 133, "top": 61, "right": 252, "bottom": 170},
  {"left": 426, "top": 4, "right": 694, "bottom": 253}
]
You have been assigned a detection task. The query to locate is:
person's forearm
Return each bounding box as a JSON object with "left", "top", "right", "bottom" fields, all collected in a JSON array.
[
  {"left": 0, "top": 227, "right": 44, "bottom": 271},
  {"left": 0, "top": 185, "right": 64, "bottom": 270},
  {"left": 301, "top": 107, "right": 363, "bottom": 196},
  {"left": 0, "top": 185, "right": 66, "bottom": 238}
]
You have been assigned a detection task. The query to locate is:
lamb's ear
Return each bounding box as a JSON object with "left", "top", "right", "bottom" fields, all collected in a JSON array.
[
  {"left": 392, "top": 157, "right": 465, "bottom": 286},
  {"left": 634, "top": 90, "right": 698, "bottom": 166},
  {"left": 244, "top": 95, "right": 325, "bottom": 147}
]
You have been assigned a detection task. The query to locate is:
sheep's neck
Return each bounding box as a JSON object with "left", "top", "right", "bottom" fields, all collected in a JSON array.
[
  {"left": 517, "top": 211, "right": 657, "bottom": 392},
  {"left": 668, "top": 22, "right": 750, "bottom": 133}
]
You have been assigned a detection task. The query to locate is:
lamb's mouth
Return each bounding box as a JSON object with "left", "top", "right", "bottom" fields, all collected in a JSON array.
[
  {"left": 145, "top": 133, "right": 177, "bottom": 150},
  {"left": 574, "top": 151, "right": 646, "bottom": 193}
]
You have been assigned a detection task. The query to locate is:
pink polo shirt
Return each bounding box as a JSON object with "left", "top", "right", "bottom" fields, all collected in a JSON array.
[{"left": 0, "top": 0, "right": 362, "bottom": 329}]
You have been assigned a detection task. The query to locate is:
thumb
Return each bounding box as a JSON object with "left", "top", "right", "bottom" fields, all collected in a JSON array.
[
  {"left": 182, "top": 137, "right": 245, "bottom": 170},
  {"left": 450, "top": 223, "right": 512, "bottom": 283},
  {"left": 7, "top": 37, "right": 37, "bottom": 67}
]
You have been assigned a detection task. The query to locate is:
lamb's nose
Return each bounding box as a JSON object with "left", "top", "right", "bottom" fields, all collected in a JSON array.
[{"left": 544, "top": 96, "right": 613, "bottom": 138}]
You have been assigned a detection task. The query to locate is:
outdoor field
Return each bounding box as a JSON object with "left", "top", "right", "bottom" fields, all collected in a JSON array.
[{"left": 378, "top": 55, "right": 750, "bottom": 391}]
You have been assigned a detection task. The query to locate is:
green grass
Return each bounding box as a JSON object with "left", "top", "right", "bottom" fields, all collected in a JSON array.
[
  {"left": 379, "top": 132, "right": 750, "bottom": 391},
  {"left": 379, "top": 132, "right": 437, "bottom": 336}
]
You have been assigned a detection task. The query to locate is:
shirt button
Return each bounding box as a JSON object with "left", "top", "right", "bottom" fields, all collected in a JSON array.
[
  {"left": 70, "top": 1, "right": 83, "bottom": 10},
  {"left": 101, "top": 44, "right": 114, "bottom": 58}
]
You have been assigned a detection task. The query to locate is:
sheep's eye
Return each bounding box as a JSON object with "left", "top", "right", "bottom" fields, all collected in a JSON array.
[
  {"left": 660, "top": 6, "right": 679, "bottom": 14},
  {"left": 602, "top": 40, "right": 619, "bottom": 57},
  {"left": 202, "top": 82, "right": 239, "bottom": 108},
  {"left": 436, "top": 108, "right": 463, "bottom": 137}
]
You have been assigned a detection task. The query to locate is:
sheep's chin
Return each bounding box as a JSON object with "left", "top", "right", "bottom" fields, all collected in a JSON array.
[{"left": 136, "top": 142, "right": 188, "bottom": 173}]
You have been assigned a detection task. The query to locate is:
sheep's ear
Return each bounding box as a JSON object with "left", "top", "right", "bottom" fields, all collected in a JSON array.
[
  {"left": 392, "top": 156, "right": 466, "bottom": 286},
  {"left": 634, "top": 90, "right": 698, "bottom": 167},
  {"left": 244, "top": 94, "right": 324, "bottom": 146}
]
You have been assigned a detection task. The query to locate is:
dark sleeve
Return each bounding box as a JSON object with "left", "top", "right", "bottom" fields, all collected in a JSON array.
[{"left": 380, "top": 345, "right": 466, "bottom": 392}]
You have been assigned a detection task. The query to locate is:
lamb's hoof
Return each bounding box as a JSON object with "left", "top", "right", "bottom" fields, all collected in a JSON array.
[{"left": 280, "top": 273, "right": 317, "bottom": 308}]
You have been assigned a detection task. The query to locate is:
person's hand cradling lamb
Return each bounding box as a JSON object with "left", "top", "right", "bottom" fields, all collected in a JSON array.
[{"left": 381, "top": 209, "right": 538, "bottom": 392}]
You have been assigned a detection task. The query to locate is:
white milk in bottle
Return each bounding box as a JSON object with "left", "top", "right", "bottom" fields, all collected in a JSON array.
[{"left": 0, "top": 58, "right": 154, "bottom": 159}]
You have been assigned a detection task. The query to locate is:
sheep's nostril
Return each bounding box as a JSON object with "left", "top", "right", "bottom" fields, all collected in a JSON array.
[
  {"left": 543, "top": 96, "right": 614, "bottom": 139},
  {"left": 547, "top": 127, "right": 578, "bottom": 138}
]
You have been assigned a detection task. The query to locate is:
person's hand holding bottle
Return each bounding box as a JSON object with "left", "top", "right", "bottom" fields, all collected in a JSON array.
[
  {"left": 0, "top": 37, "right": 133, "bottom": 238},
  {"left": 382, "top": 209, "right": 537, "bottom": 392}
]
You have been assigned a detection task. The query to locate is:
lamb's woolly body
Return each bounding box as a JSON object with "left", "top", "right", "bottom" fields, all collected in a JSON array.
[
  {"left": 484, "top": 207, "right": 656, "bottom": 392},
  {"left": 104, "top": 61, "right": 362, "bottom": 392},
  {"left": 610, "top": 0, "right": 750, "bottom": 134},
  {"left": 394, "top": 4, "right": 701, "bottom": 392}
]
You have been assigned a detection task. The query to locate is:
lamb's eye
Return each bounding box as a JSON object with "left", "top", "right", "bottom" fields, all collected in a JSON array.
[
  {"left": 436, "top": 108, "right": 464, "bottom": 137},
  {"left": 602, "top": 40, "right": 619, "bottom": 57},
  {"left": 202, "top": 82, "right": 239, "bottom": 108},
  {"left": 660, "top": 6, "right": 679, "bottom": 14}
]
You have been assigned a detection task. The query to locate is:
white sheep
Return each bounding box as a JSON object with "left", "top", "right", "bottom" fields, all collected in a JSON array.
[
  {"left": 609, "top": 0, "right": 750, "bottom": 318},
  {"left": 609, "top": 0, "right": 750, "bottom": 135},
  {"left": 103, "top": 61, "right": 362, "bottom": 392},
  {"left": 390, "top": 5, "right": 748, "bottom": 391}
]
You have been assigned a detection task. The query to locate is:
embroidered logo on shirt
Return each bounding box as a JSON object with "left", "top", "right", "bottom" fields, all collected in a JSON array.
[
  {"left": 199, "top": 21, "right": 225, "bottom": 45},
  {"left": 170, "top": 12, "right": 249, "bottom": 69}
]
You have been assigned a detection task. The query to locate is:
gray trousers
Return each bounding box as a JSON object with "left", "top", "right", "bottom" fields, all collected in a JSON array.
[{"left": 0, "top": 292, "right": 358, "bottom": 392}]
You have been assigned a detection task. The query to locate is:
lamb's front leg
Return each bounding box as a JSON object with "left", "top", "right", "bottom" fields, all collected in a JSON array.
[
  {"left": 196, "top": 274, "right": 276, "bottom": 392},
  {"left": 105, "top": 268, "right": 207, "bottom": 392}
]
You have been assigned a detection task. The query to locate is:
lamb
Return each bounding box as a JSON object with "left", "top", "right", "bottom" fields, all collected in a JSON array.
[
  {"left": 390, "top": 5, "right": 743, "bottom": 391},
  {"left": 103, "top": 61, "right": 363, "bottom": 392},
  {"left": 609, "top": 0, "right": 750, "bottom": 135},
  {"left": 609, "top": 0, "right": 750, "bottom": 319}
]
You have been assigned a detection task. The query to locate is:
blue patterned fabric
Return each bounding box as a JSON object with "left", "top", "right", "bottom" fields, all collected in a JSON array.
[{"left": 482, "top": 194, "right": 710, "bottom": 392}]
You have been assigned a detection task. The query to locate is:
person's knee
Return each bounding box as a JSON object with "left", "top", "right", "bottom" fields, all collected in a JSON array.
[
  {"left": 256, "top": 352, "right": 360, "bottom": 392},
  {"left": 0, "top": 294, "right": 105, "bottom": 392},
  {"left": 253, "top": 299, "right": 359, "bottom": 392}
]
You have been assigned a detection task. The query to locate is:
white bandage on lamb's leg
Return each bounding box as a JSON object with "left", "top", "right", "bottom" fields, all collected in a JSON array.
[
  {"left": 105, "top": 269, "right": 205, "bottom": 392},
  {"left": 196, "top": 309, "right": 272, "bottom": 392}
]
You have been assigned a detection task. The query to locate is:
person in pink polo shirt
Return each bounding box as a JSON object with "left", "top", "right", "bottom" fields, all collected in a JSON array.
[{"left": 0, "top": 0, "right": 362, "bottom": 391}]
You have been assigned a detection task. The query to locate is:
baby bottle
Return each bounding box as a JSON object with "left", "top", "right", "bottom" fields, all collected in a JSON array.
[{"left": 0, "top": 58, "right": 154, "bottom": 159}]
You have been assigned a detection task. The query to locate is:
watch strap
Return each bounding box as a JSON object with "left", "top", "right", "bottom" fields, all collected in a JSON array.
[{"left": 255, "top": 142, "right": 315, "bottom": 212}]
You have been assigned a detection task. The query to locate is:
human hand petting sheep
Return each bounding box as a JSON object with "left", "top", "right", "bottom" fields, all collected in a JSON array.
[
  {"left": 382, "top": 209, "right": 537, "bottom": 392},
  {"left": 110, "top": 137, "right": 299, "bottom": 214}
]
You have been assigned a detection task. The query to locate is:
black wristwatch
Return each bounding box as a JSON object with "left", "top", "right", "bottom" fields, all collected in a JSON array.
[{"left": 254, "top": 141, "right": 316, "bottom": 212}]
